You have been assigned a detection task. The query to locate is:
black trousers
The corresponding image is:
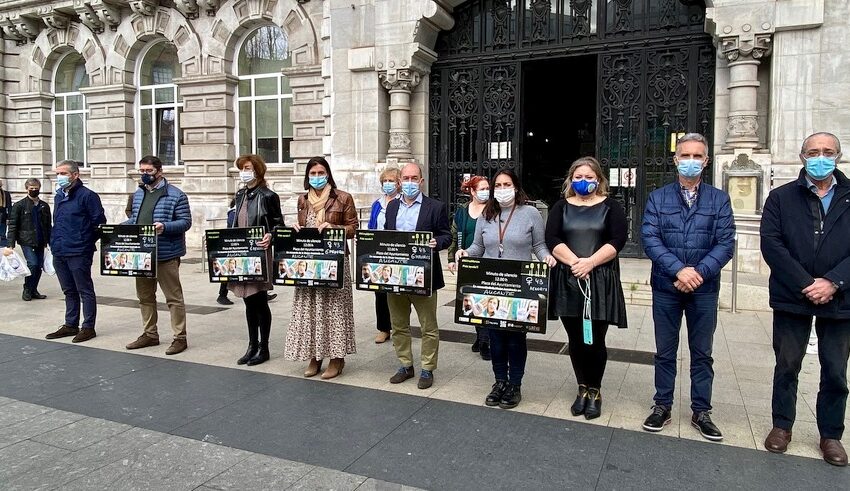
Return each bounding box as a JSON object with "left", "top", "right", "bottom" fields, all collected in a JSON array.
[
  {"left": 375, "top": 292, "right": 391, "bottom": 333},
  {"left": 772, "top": 310, "right": 850, "bottom": 439},
  {"left": 243, "top": 291, "right": 272, "bottom": 345},
  {"left": 562, "top": 317, "right": 609, "bottom": 388},
  {"left": 218, "top": 282, "right": 228, "bottom": 297}
]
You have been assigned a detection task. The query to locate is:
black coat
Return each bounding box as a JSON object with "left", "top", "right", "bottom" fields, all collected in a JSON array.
[
  {"left": 761, "top": 168, "right": 850, "bottom": 318},
  {"left": 7, "top": 197, "right": 52, "bottom": 248},
  {"left": 384, "top": 195, "right": 451, "bottom": 290},
  {"left": 232, "top": 185, "right": 284, "bottom": 233}
]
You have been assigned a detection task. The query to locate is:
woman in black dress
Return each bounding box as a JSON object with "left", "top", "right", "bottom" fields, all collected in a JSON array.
[{"left": 546, "top": 156, "right": 627, "bottom": 420}]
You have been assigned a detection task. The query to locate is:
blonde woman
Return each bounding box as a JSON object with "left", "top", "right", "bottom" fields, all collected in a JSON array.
[{"left": 368, "top": 167, "right": 401, "bottom": 343}]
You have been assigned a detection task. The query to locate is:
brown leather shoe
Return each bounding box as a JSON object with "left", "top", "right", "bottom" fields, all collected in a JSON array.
[
  {"left": 321, "top": 358, "right": 345, "bottom": 380},
  {"left": 764, "top": 427, "right": 792, "bottom": 454},
  {"left": 304, "top": 359, "right": 323, "bottom": 377},
  {"left": 71, "top": 329, "right": 96, "bottom": 343},
  {"left": 165, "top": 339, "right": 187, "bottom": 355},
  {"left": 375, "top": 331, "right": 391, "bottom": 344},
  {"left": 820, "top": 439, "right": 848, "bottom": 466},
  {"left": 45, "top": 325, "right": 79, "bottom": 340},
  {"left": 126, "top": 335, "right": 160, "bottom": 350}
]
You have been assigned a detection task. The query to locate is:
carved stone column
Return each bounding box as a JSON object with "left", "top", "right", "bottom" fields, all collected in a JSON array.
[
  {"left": 379, "top": 67, "right": 422, "bottom": 164},
  {"left": 719, "top": 29, "right": 772, "bottom": 150}
]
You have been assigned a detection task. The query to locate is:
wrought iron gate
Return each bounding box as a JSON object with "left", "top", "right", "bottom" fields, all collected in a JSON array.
[{"left": 429, "top": 0, "right": 715, "bottom": 255}]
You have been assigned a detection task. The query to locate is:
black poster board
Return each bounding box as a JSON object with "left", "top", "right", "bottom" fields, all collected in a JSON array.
[
  {"left": 273, "top": 227, "right": 345, "bottom": 289},
  {"left": 100, "top": 224, "right": 157, "bottom": 278},
  {"left": 454, "top": 257, "right": 549, "bottom": 334},
  {"left": 206, "top": 227, "right": 267, "bottom": 283},
  {"left": 355, "top": 230, "right": 433, "bottom": 296}
]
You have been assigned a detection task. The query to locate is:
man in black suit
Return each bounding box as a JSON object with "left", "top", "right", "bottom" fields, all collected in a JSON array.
[{"left": 384, "top": 163, "right": 451, "bottom": 389}]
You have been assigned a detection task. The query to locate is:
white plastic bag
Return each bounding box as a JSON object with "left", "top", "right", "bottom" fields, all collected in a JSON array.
[
  {"left": 43, "top": 248, "right": 56, "bottom": 276},
  {"left": 0, "top": 250, "right": 31, "bottom": 282}
]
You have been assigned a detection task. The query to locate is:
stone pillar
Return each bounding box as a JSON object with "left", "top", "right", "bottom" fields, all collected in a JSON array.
[
  {"left": 6, "top": 92, "right": 53, "bottom": 191},
  {"left": 379, "top": 67, "right": 422, "bottom": 164},
  {"left": 719, "top": 30, "right": 773, "bottom": 150}
]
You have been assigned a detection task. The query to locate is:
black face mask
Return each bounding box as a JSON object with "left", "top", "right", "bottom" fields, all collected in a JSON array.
[{"left": 28, "top": 190, "right": 40, "bottom": 198}]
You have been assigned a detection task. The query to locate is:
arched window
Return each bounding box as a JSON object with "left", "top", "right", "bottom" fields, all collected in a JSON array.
[
  {"left": 137, "top": 42, "right": 183, "bottom": 165},
  {"left": 53, "top": 52, "right": 89, "bottom": 165},
  {"left": 236, "top": 26, "right": 293, "bottom": 164}
]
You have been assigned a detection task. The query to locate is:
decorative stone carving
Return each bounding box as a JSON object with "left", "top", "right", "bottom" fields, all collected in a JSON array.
[
  {"left": 201, "top": 0, "right": 221, "bottom": 16},
  {"left": 37, "top": 7, "right": 72, "bottom": 30},
  {"left": 74, "top": 0, "right": 106, "bottom": 34},
  {"left": 130, "top": 0, "right": 160, "bottom": 16},
  {"left": 727, "top": 115, "right": 759, "bottom": 138},
  {"left": 379, "top": 68, "right": 422, "bottom": 92},
  {"left": 1, "top": 13, "right": 43, "bottom": 45},
  {"left": 720, "top": 32, "right": 773, "bottom": 62},
  {"left": 92, "top": 0, "right": 123, "bottom": 32},
  {"left": 389, "top": 132, "right": 412, "bottom": 151},
  {"left": 175, "top": 0, "right": 201, "bottom": 19},
  {"left": 380, "top": 68, "right": 425, "bottom": 162}
]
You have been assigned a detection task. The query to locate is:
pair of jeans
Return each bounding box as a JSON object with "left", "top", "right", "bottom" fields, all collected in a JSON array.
[
  {"left": 651, "top": 288, "right": 718, "bottom": 412},
  {"left": 489, "top": 329, "right": 527, "bottom": 385},
  {"left": 772, "top": 311, "right": 850, "bottom": 439},
  {"left": 53, "top": 254, "right": 97, "bottom": 329},
  {"left": 135, "top": 258, "right": 186, "bottom": 340},
  {"left": 562, "top": 317, "right": 609, "bottom": 388},
  {"left": 20, "top": 245, "right": 45, "bottom": 293},
  {"left": 387, "top": 292, "right": 440, "bottom": 371}
]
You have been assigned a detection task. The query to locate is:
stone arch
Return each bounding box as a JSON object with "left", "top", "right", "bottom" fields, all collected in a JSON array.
[
  {"left": 24, "top": 23, "right": 107, "bottom": 93},
  {"left": 206, "top": 0, "right": 321, "bottom": 75},
  {"left": 107, "top": 6, "right": 203, "bottom": 85}
]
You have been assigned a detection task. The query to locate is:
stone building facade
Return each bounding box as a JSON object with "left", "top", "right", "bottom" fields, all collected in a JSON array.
[{"left": 0, "top": 0, "right": 846, "bottom": 272}]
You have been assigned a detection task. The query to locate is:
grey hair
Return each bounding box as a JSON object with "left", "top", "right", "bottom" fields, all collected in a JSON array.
[
  {"left": 24, "top": 178, "right": 41, "bottom": 188},
  {"left": 801, "top": 132, "right": 842, "bottom": 154},
  {"left": 401, "top": 162, "right": 424, "bottom": 179},
  {"left": 675, "top": 133, "right": 709, "bottom": 154},
  {"left": 55, "top": 160, "right": 79, "bottom": 173}
]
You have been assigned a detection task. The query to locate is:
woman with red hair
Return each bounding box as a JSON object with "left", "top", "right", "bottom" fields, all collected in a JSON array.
[{"left": 448, "top": 175, "right": 491, "bottom": 359}]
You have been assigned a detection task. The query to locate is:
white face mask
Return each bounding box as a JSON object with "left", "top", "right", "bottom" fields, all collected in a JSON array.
[
  {"left": 239, "top": 170, "right": 255, "bottom": 183},
  {"left": 494, "top": 188, "right": 515, "bottom": 205},
  {"left": 475, "top": 190, "right": 490, "bottom": 203}
]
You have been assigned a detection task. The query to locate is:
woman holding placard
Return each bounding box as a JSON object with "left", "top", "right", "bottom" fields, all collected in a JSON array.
[
  {"left": 545, "top": 156, "right": 628, "bottom": 420},
  {"left": 368, "top": 167, "right": 401, "bottom": 344},
  {"left": 456, "top": 170, "right": 556, "bottom": 409},
  {"left": 284, "top": 156, "right": 358, "bottom": 380}
]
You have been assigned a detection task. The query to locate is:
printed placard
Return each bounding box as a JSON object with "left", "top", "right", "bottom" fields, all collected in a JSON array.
[
  {"left": 273, "top": 227, "right": 345, "bottom": 289},
  {"left": 206, "top": 227, "right": 267, "bottom": 283},
  {"left": 455, "top": 257, "right": 549, "bottom": 334},
  {"left": 99, "top": 224, "right": 157, "bottom": 278},
  {"left": 355, "top": 230, "right": 433, "bottom": 296}
]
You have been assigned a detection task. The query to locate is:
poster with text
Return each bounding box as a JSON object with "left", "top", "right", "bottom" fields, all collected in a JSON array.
[
  {"left": 355, "top": 230, "right": 433, "bottom": 296},
  {"left": 273, "top": 227, "right": 345, "bottom": 289},
  {"left": 206, "top": 227, "right": 267, "bottom": 283},
  {"left": 454, "top": 257, "right": 549, "bottom": 334},
  {"left": 100, "top": 224, "right": 157, "bottom": 278}
]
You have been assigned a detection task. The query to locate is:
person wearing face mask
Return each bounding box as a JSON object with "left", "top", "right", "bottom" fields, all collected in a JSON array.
[
  {"left": 0, "top": 179, "right": 12, "bottom": 248},
  {"left": 368, "top": 167, "right": 401, "bottom": 344},
  {"left": 384, "top": 163, "right": 452, "bottom": 390},
  {"left": 45, "top": 160, "right": 107, "bottom": 343},
  {"left": 285, "top": 156, "right": 358, "bottom": 380},
  {"left": 640, "top": 133, "right": 735, "bottom": 442},
  {"left": 545, "top": 157, "right": 628, "bottom": 420},
  {"left": 123, "top": 156, "right": 192, "bottom": 356},
  {"left": 456, "top": 170, "right": 557, "bottom": 409},
  {"left": 5, "top": 178, "right": 52, "bottom": 301},
  {"left": 230, "top": 154, "right": 285, "bottom": 366},
  {"left": 447, "top": 175, "right": 492, "bottom": 359},
  {"left": 761, "top": 132, "right": 850, "bottom": 466}
]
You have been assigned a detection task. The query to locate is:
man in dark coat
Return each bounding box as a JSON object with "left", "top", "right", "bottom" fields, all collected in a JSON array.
[
  {"left": 5, "top": 178, "right": 52, "bottom": 301},
  {"left": 640, "top": 133, "right": 735, "bottom": 441},
  {"left": 761, "top": 132, "right": 849, "bottom": 466}
]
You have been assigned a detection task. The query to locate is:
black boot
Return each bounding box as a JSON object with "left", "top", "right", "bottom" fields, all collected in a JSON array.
[
  {"left": 571, "top": 384, "right": 589, "bottom": 416},
  {"left": 247, "top": 342, "right": 270, "bottom": 366},
  {"left": 499, "top": 383, "right": 522, "bottom": 409},
  {"left": 485, "top": 380, "right": 508, "bottom": 406},
  {"left": 585, "top": 388, "right": 602, "bottom": 420},
  {"left": 22, "top": 287, "right": 32, "bottom": 301},
  {"left": 479, "top": 342, "right": 491, "bottom": 361},
  {"left": 471, "top": 339, "right": 480, "bottom": 353},
  {"left": 237, "top": 343, "right": 258, "bottom": 365},
  {"left": 30, "top": 290, "right": 47, "bottom": 299}
]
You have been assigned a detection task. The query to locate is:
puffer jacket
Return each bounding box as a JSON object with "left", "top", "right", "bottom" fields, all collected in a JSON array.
[
  {"left": 641, "top": 181, "right": 735, "bottom": 294},
  {"left": 125, "top": 179, "right": 192, "bottom": 261}
]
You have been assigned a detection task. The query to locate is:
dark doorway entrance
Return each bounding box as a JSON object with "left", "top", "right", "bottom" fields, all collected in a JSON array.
[{"left": 522, "top": 55, "right": 597, "bottom": 205}]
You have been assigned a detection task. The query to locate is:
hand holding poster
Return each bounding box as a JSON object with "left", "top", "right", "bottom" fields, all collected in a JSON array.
[
  {"left": 273, "top": 227, "right": 345, "bottom": 289},
  {"left": 455, "top": 257, "right": 549, "bottom": 334},
  {"left": 355, "top": 230, "right": 433, "bottom": 296},
  {"left": 100, "top": 224, "right": 157, "bottom": 278},
  {"left": 206, "top": 227, "right": 267, "bottom": 283}
]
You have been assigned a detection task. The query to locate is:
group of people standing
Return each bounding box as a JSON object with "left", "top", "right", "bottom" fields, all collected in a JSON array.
[{"left": 1, "top": 131, "right": 848, "bottom": 467}]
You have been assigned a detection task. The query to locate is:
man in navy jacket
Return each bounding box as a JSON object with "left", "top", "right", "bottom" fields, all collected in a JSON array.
[
  {"left": 383, "top": 163, "right": 451, "bottom": 389},
  {"left": 640, "top": 133, "right": 735, "bottom": 441},
  {"left": 124, "top": 156, "right": 192, "bottom": 356},
  {"left": 761, "top": 132, "right": 849, "bottom": 466},
  {"left": 46, "top": 160, "right": 107, "bottom": 343}
]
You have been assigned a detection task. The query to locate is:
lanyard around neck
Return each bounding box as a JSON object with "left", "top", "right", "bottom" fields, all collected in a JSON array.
[{"left": 497, "top": 205, "right": 517, "bottom": 258}]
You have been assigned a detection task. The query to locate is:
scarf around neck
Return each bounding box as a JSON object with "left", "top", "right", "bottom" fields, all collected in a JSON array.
[{"left": 307, "top": 186, "right": 331, "bottom": 223}]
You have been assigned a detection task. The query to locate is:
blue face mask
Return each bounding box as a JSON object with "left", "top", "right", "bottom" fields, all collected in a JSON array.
[
  {"left": 571, "top": 179, "right": 598, "bottom": 196},
  {"left": 382, "top": 182, "right": 397, "bottom": 195},
  {"left": 56, "top": 175, "right": 71, "bottom": 189},
  {"left": 475, "top": 190, "right": 490, "bottom": 202},
  {"left": 401, "top": 181, "right": 420, "bottom": 199},
  {"left": 677, "top": 159, "right": 704, "bottom": 178},
  {"left": 309, "top": 175, "right": 328, "bottom": 190},
  {"left": 805, "top": 156, "right": 837, "bottom": 181}
]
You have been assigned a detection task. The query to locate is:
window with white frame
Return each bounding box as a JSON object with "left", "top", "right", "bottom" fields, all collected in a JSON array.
[
  {"left": 137, "top": 42, "right": 182, "bottom": 165},
  {"left": 53, "top": 52, "right": 89, "bottom": 165},
  {"left": 236, "top": 25, "right": 293, "bottom": 164}
]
